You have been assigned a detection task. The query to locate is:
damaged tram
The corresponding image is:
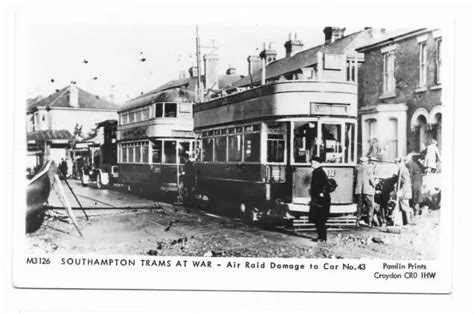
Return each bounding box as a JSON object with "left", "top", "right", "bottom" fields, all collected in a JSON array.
[
  {"left": 194, "top": 80, "right": 358, "bottom": 223},
  {"left": 117, "top": 88, "right": 197, "bottom": 198}
]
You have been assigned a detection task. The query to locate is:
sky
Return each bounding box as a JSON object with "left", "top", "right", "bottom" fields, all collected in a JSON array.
[{"left": 25, "top": 24, "right": 360, "bottom": 105}]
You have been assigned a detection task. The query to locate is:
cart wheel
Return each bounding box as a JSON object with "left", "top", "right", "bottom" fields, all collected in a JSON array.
[
  {"left": 81, "top": 174, "right": 88, "bottom": 187},
  {"left": 96, "top": 175, "right": 103, "bottom": 189}
]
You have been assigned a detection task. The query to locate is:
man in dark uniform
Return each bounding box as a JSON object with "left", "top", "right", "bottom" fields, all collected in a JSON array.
[
  {"left": 181, "top": 153, "right": 196, "bottom": 206},
  {"left": 309, "top": 156, "right": 331, "bottom": 242}
]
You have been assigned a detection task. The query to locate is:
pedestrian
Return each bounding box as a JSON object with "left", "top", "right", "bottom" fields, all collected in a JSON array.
[
  {"left": 181, "top": 153, "right": 196, "bottom": 206},
  {"left": 59, "top": 158, "right": 68, "bottom": 178},
  {"left": 424, "top": 139, "right": 441, "bottom": 173},
  {"left": 396, "top": 157, "right": 413, "bottom": 225},
  {"left": 308, "top": 156, "right": 331, "bottom": 242},
  {"left": 355, "top": 156, "right": 376, "bottom": 227},
  {"left": 406, "top": 152, "right": 423, "bottom": 215}
]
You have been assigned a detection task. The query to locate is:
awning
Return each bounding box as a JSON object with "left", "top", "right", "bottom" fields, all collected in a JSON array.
[{"left": 27, "top": 129, "right": 74, "bottom": 143}]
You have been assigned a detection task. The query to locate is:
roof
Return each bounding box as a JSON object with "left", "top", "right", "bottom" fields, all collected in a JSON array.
[
  {"left": 232, "top": 30, "right": 365, "bottom": 87},
  {"left": 125, "top": 74, "right": 243, "bottom": 106},
  {"left": 27, "top": 85, "right": 118, "bottom": 113},
  {"left": 119, "top": 88, "right": 197, "bottom": 112},
  {"left": 27, "top": 129, "right": 74, "bottom": 142},
  {"left": 355, "top": 28, "right": 427, "bottom": 52}
]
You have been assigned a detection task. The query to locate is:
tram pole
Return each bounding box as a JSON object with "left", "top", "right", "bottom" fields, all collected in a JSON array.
[{"left": 195, "top": 25, "right": 202, "bottom": 103}]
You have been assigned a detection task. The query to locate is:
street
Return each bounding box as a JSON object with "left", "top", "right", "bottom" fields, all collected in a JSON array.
[{"left": 27, "top": 179, "right": 440, "bottom": 259}]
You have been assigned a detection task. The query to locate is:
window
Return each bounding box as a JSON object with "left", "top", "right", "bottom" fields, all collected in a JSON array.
[
  {"left": 141, "top": 144, "right": 149, "bottom": 163},
  {"left": 129, "top": 111, "right": 135, "bottom": 123},
  {"left": 346, "top": 60, "right": 357, "bottom": 82},
  {"left": 178, "top": 141, "right": 191, "bottom": 164},
  {"left": 293, "top": 121, "right": 318, "bottom": 163},
  {"left": 164, "top": 103, "right": 177, "bottom": 117},
  {"left": 322, "top": 124, "right": 342, "bottom": 163},
  {"left": 267, "top": 134, "right": 285, "bottom": 163},
  {"left": 244, "top": 125, "right": 261, "bottom": 162},
  {"left": 164, "top": 141, "right": 177, "bottom": 163},
  {"left": 344, "top": 123, "right": 356, "bottom": 163},
  {"left": 202, "top": 138, "right": 214, "bottom": 162},
  {"left": 214, "top": 136, "right": 227, "bottom": 162},
  {"left": 419, "top": 42, "right": 427, "bottom": 87},
  {"left": 386, "top": 118, "right": 398, "bottom": 160},
  {"left": 152, "top": 140, "right": 162, "bottom": 163},
  {"left": 127, "top": 145, "right": 134, "bottom": 162},
  {"left": 383, "top": 51, "right": 395, "bottom": 94},
  {"left": 228, "top": 133, "right": 243, "bottom": 162},
  {"left": 134, "top": 146, "right": 140, "bottom": 163},
  {"left": 435, "top": 39, "right": 442, "bottom": 84},
  {"left": 121, "top": 145, "right": 127, "bottom": 163},
  {"left": 155, "top": 103, "right": 163, "bottom": 118}
]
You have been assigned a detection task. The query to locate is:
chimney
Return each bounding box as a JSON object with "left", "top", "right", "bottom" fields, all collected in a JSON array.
[
  {"left": 188, "top": 66, "right": 198, "bottom": 78},
  {"left": 365, "top": 27, "right": 386, "bottom": 39},
  {"left": 259, "top": 42, "right": 277, "bottom": 64},
  {"left": 226, "top": 66, "right": 237, "bottom": 75},
  {"left": 203, "top": 52, "right": 219, "bottom": 90},
  {"left": 69, "top": 83, "right": 79, "bottom": 108},
  {"left": 284, "top": 33, "right": 304, "bottom": 58},
  {"left": 323, "top": 27, "right": 346, "bottom": 45},
  {"left": 247, "top": 55, "right": 261, "bottom": 76}
]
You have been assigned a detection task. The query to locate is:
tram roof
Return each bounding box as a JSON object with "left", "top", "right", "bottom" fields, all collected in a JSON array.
[
  {"left": 232, "top": 30, "right": 368, "bottom": 88},
  {"left": 119, "top": 88, "right": 196, "bottom": 112}
]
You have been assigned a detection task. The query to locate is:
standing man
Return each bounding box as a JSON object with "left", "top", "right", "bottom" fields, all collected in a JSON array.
[
  {"left": 181, "top": 153, "right": 196, "bottom": 206},
  {"left": 406, "top": 152, "right": 423, "bottom": 216},
  {"left": 355, "top": 157, "right": 376, "bottom": 227},
  {"left": 397, "top": 157, "right": 413, "bottom": 224},
  {"left": 424, "top": 139, "right": 441, "bottom": 173},
  {"left": 309, "top": 156, "right": 331, "bottom": 242}
]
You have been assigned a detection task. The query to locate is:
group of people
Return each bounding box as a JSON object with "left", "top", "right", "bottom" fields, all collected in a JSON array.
[
  {"left": 355, "top": 138, "right": 442, "bottom": 228},
  {"left": 308, "top": 138, "right": 442, "bottom": 242}
]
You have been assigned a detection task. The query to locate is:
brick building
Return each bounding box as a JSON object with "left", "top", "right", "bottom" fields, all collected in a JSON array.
[{"left": 356, "top": 29, "right": 442, "bottom": 160}]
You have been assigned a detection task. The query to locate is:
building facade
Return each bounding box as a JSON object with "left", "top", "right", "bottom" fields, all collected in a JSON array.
[
  {"left": 357, "top": 29, "right": 442, "bottom": 160},
  {"left": 27, "top": 84, "right": 118, "bottom": 164}
]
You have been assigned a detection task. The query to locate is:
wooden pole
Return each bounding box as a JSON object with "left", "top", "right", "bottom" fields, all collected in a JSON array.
[
  {"left": 57, "top": 169, "right": 89, "bottom": 220},
  {"left": 52, "top": 173, "right": 83, "bottom": 237}
]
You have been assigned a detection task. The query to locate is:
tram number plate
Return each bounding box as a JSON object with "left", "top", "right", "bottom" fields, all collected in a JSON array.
[{"left": 325, "top": 169, "right": 336, "bottom": 178}]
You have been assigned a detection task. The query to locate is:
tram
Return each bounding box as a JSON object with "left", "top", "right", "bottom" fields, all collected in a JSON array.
[
  {"left": 193, "top": 80, "right": 358, "bottom": 221},
  {"left": 116, "top": 88, "right": 197, "bottom": 198}
]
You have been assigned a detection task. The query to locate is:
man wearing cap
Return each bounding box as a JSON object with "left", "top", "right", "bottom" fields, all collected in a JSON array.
[
  {"left": 397, "top": 157, "right": 413, "bottom": 224},
  {"left": 181, "top": 153, "right": 196, "bottom": 206},
  {"left": 309, "top": 156, "right": 331, "bottom": 242},
  {"left": 355, "top": 156, "right": 376, "bottom": 227}
]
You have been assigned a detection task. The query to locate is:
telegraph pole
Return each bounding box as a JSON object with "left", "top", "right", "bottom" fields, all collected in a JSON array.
[{"left": 195, "top": 25, "right": 202, "bottom": 103}]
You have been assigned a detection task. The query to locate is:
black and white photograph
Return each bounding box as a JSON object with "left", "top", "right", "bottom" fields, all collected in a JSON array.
[{"left": 4, "top": 2, "right": 472, "bottom": 305}]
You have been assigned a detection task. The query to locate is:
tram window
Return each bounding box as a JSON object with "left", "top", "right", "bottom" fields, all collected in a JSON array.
[
  {"left": 142, "top": 143, "right": 149, "bottom": 163},
  {"left": 228, "top": 134, "right": 242, "bottom": 162},
  {"left": 267, "top": 134, "right": 285, "bottom": 163},
  {"left": 244, "top": 133, "right": 260, "bottom": 162},
  {"left": 164, "top": 103, "right": 177, "bottom": 117},
  {"left": 293, "top": 122, "right": 318, "bottom": 163},
  {"left": 155, "top": 103, "right": 163, "bottom": 118},
  {"left": 202, "top": 138, "right": 214, "bottom": 162},
  {"left": 164, "top": 141, "right": 177, "bottom": 164},
  {"left": 322, "top": 124, "right": 342, "bottom": 163},
  {"left": 345, "top": 123, "right": 356, "bottom": 163},
  {"left": 121, "top": 145, "right": 127, "bottom": 163},
  {"left": 178, "top": 142, "right": 191, "bottom": 164},
  {"left": 152, "top": 140, "right": 162, "bottom": 163},
  {"left": 127, "top": 146, "right": 134, "bottom": 163},
  {"left": 134, "top": 145, "right": 140, "bottom": 163},
  {"left": 215, "top": 136, "right": 227, "bottom": 162}
]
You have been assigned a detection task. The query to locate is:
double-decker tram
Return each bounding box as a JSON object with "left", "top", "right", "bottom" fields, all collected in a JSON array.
[
  {"left": 117, "top": 88, "right": 197, "bottom": 198},
  {"left": 194, "top": 80, "right": 358, "bottom": 223}
]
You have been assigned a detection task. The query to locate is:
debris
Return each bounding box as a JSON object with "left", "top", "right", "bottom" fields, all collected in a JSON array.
[
  {"left": 146, "top": 249, "right": 158, "bottom": 256},
  {"left": 156, "top": 241, "right": 163, "bottom": 250},
  {"left": 164, "top": 221, "right": 173, "bottom": 232},
  {"left": 372, "top": 237, "right": 384, "bottom": 244},
  {"left": 382, "top": 227, "right": 401, "bottom": 234},
  {"left": 212, "top": 251, "right": 223, "bottom": 257},
  {"left": 203, "top": 251, "right": 213, "bottom": 257}
]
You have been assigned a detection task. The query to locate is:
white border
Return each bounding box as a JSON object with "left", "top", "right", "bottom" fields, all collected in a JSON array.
[{"left": 2, "top": 1, "right": 473, "bottom": 313}]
